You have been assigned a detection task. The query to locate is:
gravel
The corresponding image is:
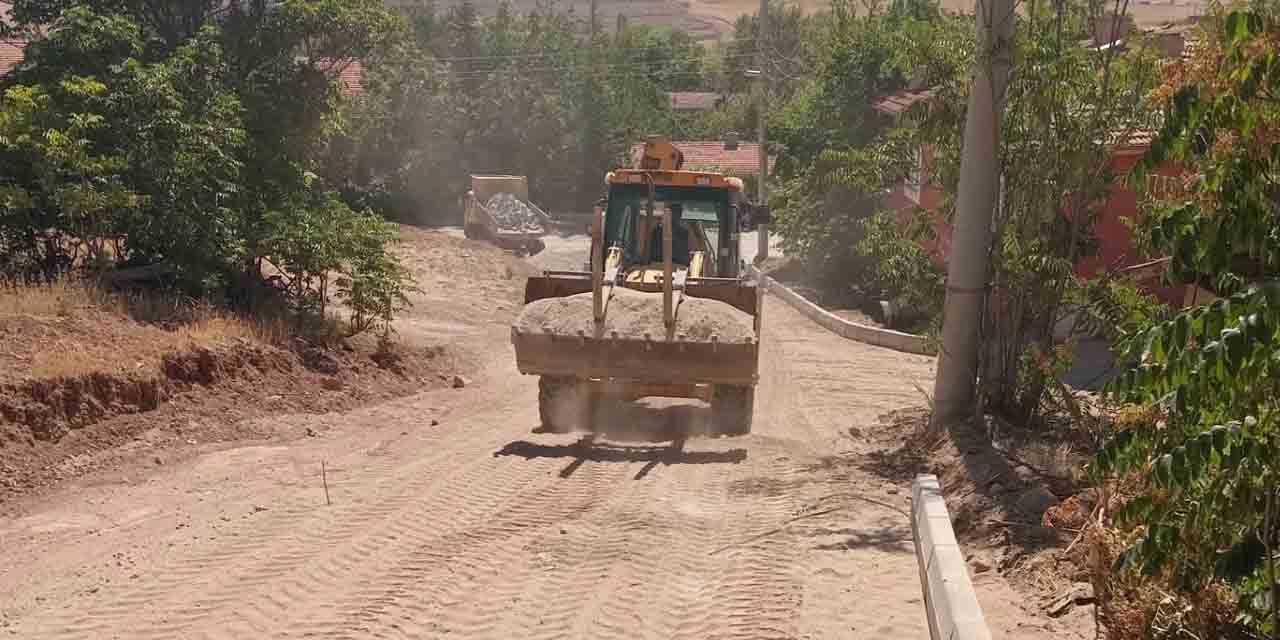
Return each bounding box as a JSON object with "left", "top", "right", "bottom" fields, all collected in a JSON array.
[
  {"left": 485, "top": 193, "right": 545, "bottom": 233},
  {"left": 516, "top": 287, "right": 755, "bottom": 343}
]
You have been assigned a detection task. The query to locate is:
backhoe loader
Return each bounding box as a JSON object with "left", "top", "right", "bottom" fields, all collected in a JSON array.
[{"left": 511, "top": 139, "right": 762, "bottom": 436}]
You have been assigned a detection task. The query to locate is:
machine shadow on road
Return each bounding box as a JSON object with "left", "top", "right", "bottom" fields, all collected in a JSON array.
[
  {"left": 495, "top": 400, "right": 748, "bottom": 479},
  {"left": 495, "top": 433, "right": 747, "bottom": 480}
]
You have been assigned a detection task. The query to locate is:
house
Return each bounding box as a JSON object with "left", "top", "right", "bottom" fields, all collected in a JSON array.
[
  {"left": 627, "top": 140, "right": 773, "bottom": 180},
  {"left": 873, "top": 78, "right": 1198, "bottom": 308},
  {"left": 0, "top": 38, "right": 22, "bottom": 76},
  {"left": 309, "top": 57, "right": 365, "bottom": 97},
  {"left": 871, "top": 88, "right": 951, "bottom": 265},
  {"left": 0, "top": 2, "right": 25, "bottom": 77}
]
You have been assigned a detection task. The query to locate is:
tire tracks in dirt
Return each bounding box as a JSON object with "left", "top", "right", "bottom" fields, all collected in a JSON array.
[
  {"left": 12, "top": 389, "right": 529, "bottom": 639},
  {"left": 492, "top": 455, "right": 651, "bottom": 640},
  {"left": 207, "top": 448, "right": 558, "bottom": 638},
  {"left": 298, "top": 452, "right": 632, "bottom": 638},
  {"left": 10, "top": 289, "right": 1103, "bottom": 640}
]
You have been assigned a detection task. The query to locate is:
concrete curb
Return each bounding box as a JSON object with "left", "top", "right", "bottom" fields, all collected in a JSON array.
[
  {"left": 748, "top": 266, "right": 934, "bottom": 355},
  {"left": 912, "top": 475, "right": 993, "bottom": 640}
]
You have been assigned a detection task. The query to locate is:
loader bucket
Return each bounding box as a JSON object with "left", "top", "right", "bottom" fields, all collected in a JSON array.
[
  {"left": 524, "top": 273, "right": 760, "bottom": 320},
  {"left": 512, "top": 330, "right": 758, "bottom": 386},
  {"left": 513, "top": 273, "right": 762, "bottom": 387}
]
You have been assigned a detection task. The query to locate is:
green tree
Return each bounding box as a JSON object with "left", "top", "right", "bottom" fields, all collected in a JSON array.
[
  {"left": 332, "top": 3, "right": 721, "bottom": 221},
  {"left": 916, "top": 2, "right": 1160, "bottom": 421},
  {"left": 1095, "top": 7, "right": 1280, "bottom": 636},
  {"left": 768, "top": 5, "right": 965, "bottom": 296},
  {"left": 0, "top": 2, "right": 414, "bottom": 334}
]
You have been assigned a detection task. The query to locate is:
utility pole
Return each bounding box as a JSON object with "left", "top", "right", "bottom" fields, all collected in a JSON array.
[
  {"left": 754, "top": 0, "right": 770, "bottom": 264},
  {"left": 582, "top": 0, "right": 598, "bottom": 209},
  {"left": 929, "top": 0, "right": 1016, "bottom": 430}
]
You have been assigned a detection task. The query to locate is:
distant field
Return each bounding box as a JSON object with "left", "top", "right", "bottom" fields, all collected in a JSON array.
[
  {"left": 404, "top": 0, "right": 1206, "bottom": 40},
  {"left": 389, "top": 1, "right": 826, "bottom": 41}
]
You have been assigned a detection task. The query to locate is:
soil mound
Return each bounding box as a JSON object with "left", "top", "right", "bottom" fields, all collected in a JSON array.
[{"left": 516, "top": 288, "right": 754, "bottom": 342}]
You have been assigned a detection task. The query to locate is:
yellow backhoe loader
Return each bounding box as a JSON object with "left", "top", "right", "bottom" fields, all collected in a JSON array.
[{"left": 511, "top": 139, "right": 762, "bottom": 436}]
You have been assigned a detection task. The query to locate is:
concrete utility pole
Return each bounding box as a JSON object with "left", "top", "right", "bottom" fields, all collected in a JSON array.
[
  {"left": 755, "top": 0, "right": 770, "bottom": 264},
  {"left": 929, "top": 0, "right": 1016, "bottom": 430}
]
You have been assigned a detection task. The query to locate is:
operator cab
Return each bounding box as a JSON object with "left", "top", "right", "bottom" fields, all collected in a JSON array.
[{"left": 599, "top": 176, "right": 742, "bottom": 279}]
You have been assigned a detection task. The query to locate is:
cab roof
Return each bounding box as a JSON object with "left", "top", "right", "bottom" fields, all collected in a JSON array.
[{"left": 607, "top": 169, "right": 743, "bottom": 191}]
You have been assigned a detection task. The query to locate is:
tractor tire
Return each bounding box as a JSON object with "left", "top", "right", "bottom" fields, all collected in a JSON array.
[
  {"left": 710, "top": 385, "right": 755, "bottom": 436},
  {"left": 537, "top": 376, "right": 596, "bottom": 433}
]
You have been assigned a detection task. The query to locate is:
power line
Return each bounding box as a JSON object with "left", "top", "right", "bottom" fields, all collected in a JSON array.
[
  {"left": 444, "top": 67, "right": 728, "bottom": 82},
  {"left": 432, "top": 52, "right": 759, "bottom": 79},
  {"left": 422, "top": 38, "right": 760, "bottom": 63}
]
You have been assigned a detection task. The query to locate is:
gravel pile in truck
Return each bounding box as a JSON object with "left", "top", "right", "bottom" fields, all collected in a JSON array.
[
  {"left": 516, "top": 287, "right": 755, "bottom": 343},
  {"left": 485, "top": 192, "right": 545, "bottom": 233}
]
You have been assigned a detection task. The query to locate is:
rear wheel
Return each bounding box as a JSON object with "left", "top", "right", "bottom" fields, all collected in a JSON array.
[
  {"left": 537, "top": 376, "right": 596, "bottom": 433},
  {"left": 711, "top": 385, "right": 755, "bottom": 436}
]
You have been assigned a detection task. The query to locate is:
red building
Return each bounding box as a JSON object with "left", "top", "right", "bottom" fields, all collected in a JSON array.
[
  {"left": 872, "top": 88, "right": 1200, "bottom": 309},
  {"left": 628, "top": 140, "right": 773, "bottom": 179},
  {"left": 0, "top": 2, "right": 25, "bottom": 77}
]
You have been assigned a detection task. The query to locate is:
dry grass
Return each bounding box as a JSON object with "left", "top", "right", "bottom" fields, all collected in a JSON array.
[
  {"left": 0, "top": 280, "right": 94, "bottom": 317},
  {"left": 0, "top": 280, "right": 280, "bottom": 382},
  {"left": 24, "top": 316, "right": 255, "bottom": 380}
]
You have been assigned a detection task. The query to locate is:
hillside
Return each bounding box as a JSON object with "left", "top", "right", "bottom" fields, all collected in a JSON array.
[
  {"left": 387, "top": 0, "right": 828, "bottom": 41},
  {"left": 404, "top": 0, "right": 1207, "bottom": 40}
]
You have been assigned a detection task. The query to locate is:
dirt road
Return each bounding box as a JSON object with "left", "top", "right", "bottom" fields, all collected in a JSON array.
[{"left": 0, "top": 231, "right": 1076, "bottom": 639}]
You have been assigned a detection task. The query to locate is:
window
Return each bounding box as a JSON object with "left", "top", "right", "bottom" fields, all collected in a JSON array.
[{"left": 904, "top": 146, "right": 924, "bottom": 205}]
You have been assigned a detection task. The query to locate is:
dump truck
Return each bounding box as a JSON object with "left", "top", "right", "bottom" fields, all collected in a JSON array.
[
  {"left": 511, "top": 140, "right": 763, "bottom": 436},
  {"left": 463, "top": 175, "right": 550, "bottom": 256}
]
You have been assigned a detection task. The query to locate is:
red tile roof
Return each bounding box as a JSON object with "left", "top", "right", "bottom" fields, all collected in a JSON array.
[
  {"left": 337, "top": 59, "right": 363, "bottom": 97},
  {"left": 1111, "top": 128, "right": 1158, "bottom": 154},
  {"left": 629, "top": 141, "right": 773, "bottom": 177},
  {"left": 873, "top": 86, "right": 1159, "bottom": 153},
  {"left": 302, "top": 57, "right": 364, "bottom": 97},
  {"left": 872, "top": 87, "right": 939, "bottom": 115},
  {"left": 1, "top": 1, "right": 22, "bottom": 76},
  {"left": 0, "top": 39, "right": 22, "bottom": 76},
  {"left": 666, "top": 91, "right": 725, "bottom": 111}
]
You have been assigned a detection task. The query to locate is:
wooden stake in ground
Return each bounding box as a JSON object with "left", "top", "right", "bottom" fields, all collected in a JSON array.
[{"left": 322, "top": 460, "right": 331, "bottom": 506}]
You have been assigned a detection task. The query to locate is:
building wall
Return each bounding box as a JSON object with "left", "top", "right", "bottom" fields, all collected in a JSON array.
[
  {"left": 885, "top": 144, "right": 951, "bottom": 266},
  {"left": 886, "top": 143, "right": 1189, "bottom": 308},
  {"left": 1076, "top": 149, "right": 1187, "bottom": 307}
]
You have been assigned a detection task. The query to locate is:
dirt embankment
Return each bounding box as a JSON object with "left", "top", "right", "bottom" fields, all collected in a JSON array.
[
  {"left": 858, "top": 408, "right": 1103, "bottom": 629},
  {"left": 0, "top": 227, "right": 529, "bottom": 508},
  {"left": 0, "top": 322, "right": 456, "bottom": 506},
  {"left": 1, "top": 341, "right": 282, "bottom": 443}
]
